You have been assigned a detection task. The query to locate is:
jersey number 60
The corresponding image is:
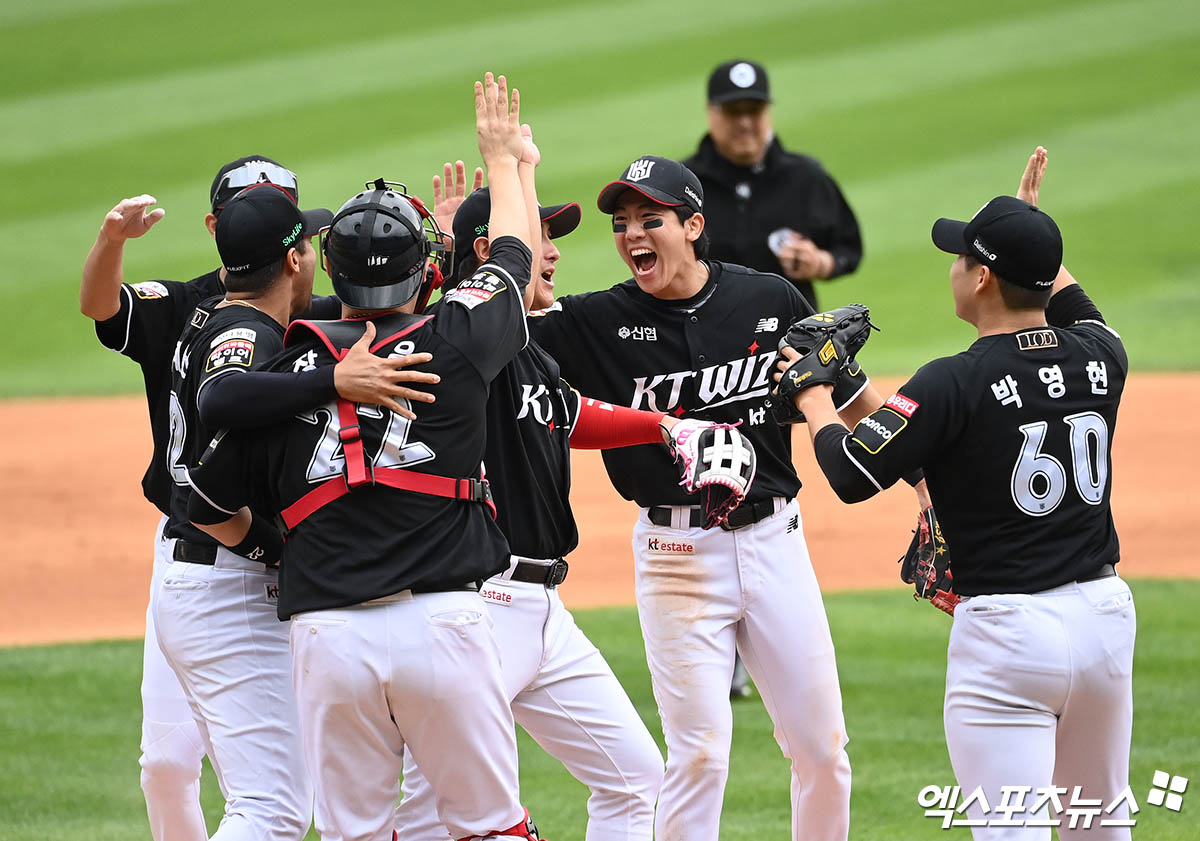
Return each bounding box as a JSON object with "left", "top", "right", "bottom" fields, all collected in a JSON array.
[{"left": 1011, "top": 411, "right": 1109, "bottom": 517}]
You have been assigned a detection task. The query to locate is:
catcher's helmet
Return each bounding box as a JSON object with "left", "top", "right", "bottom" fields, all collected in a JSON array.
[{"left": 323, "top": 179, "right": 444, "bottom": 310}]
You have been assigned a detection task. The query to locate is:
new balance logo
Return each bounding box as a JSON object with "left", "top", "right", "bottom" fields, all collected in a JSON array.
[
  {"left": 786, "top": 515, "right": 799, "bottom": 534},
  {"left": 367, "top": 255, "right": 389, "bottom": 266},
  {"left": 755, "top": 318, "right": 779, "bottom": 333},
  {"left": 626, "top": 159, "right": 656, "bottom": 182}
]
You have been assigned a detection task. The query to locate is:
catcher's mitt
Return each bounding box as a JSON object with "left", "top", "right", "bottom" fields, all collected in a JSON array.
[
  {"left": 766, "top": 304, "right": 878, "bottom": 424},
  {"left": 664, "top": 419, "right": 757, "bottom": 529},
  {"left": 899, "top": 506, "right": 960, "bottom": 616}
]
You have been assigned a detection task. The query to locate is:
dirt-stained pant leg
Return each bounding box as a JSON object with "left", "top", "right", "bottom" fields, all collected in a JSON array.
[
  {"left": 632, "top": 501, "right": 850, "bottom": 841},
  {"left": 141, "top": 517, "right": 209, "bottom": 841},
  {"left": 734, "top": 502, "right": 851, "bottom": 841}
]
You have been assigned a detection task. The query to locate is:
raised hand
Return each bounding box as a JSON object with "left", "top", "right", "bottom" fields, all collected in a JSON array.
[
  {"left": 1017, "top": 146, "right": 1048, "bottom": 206},
  {"left": 333, "top": 321, "right": 441, "bottom": 420},
  {"left": 431, "top": 160, "right": 484, "bottom": 235},
  {"left": 519, "top": 123, "right": 541, "bottom": 168},
  {"left": 474, "top": 72, "right": 524, "bottom": 167},
  {"left": 102, "top": 195, "right": 165, "bottom": 242}
]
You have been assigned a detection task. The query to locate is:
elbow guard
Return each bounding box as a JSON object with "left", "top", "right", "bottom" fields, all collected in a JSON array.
[{"left": 812, "top": 423, "right": 881, "bottom": 503}]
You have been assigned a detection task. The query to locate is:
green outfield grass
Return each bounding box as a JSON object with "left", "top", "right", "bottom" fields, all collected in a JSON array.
[
  {"left": 1, "top": 580, "right": 1195, "bottom": 840},
  {"left": 0, "top": 0, "right": 1197, "bottom": 396}
]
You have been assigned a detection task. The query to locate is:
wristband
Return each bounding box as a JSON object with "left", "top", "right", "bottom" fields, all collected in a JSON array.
[{"left": 231, "top": 510, "right": 284, "bottom": 566}]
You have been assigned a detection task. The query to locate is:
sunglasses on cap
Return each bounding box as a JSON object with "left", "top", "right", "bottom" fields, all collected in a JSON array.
[{"left": 217, "top": 161, "right": 299, "bottom": 196}]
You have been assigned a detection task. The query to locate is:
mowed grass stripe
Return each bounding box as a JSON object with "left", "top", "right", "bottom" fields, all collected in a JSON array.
[
  {"left": 0, "top": 0, "right": 855, "bottom": 165},
  {"left": 2, "top": 0, "right": 1191, "bottom": 168},
  {"left": 3, "top": 89, "right": 1199, "bottom": 394}
]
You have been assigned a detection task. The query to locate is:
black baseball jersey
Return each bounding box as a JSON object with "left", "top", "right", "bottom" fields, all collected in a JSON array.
[
  {"left": 188, "top": 237, "right": 533, "bottom": 618},
  {"left": 814, "top": 287, "right": 1127, "bottom": 596},
  {"left": 684, "top": 136, "right": 862, "bottom": 310},
  {"left": 529, "top": 261, "right": 866, "bottom": 507},
  {"left": 164, "top": 299, "right": 286, "bottom": 544},
  {"left": 484, "top": 338, "right": 582, "bottom": 559},
  {"left": 94, "top": 271, "right": 223, "bottom": 513}
]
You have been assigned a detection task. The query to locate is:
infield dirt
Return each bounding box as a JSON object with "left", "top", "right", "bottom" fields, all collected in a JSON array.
[{"left": 2, "top": 375, "right": 1193, "bottom": 646}]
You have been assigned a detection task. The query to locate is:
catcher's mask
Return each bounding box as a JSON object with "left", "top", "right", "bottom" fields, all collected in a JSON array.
[{"left": 321, "top": 178, "right": 451, "bottom": 312}]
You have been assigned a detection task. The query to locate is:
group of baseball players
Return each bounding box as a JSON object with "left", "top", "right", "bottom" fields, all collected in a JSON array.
[{"left": 81, "top": 58, "right": 1134, "bottom": 841}]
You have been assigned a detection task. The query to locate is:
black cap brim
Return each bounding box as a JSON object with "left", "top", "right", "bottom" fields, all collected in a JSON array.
[
  {"left": 596, "top": 181, "right": 685, "bottom": 214},
  {"left": 931, "top": 217, "right": 969, "bottom": 255},
  {"left": 709, "top": 90, "right": 772, "bottom": 105},
  {"left": 540, "top": 202, "right": 581, "bottom": 239},
  {"left": 301, "top": 208, "right": 334, "bottom": 236}
]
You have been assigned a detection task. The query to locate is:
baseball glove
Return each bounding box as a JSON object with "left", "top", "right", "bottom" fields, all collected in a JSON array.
[
  {"left": 766, "top": 304, "right": 877, "bottom": 424},
  {"left": 664, "top": 419, "right": 757, "bottom": 529},
  {"left": 899, "top": 506, "right": 960, "bottom": 616}
]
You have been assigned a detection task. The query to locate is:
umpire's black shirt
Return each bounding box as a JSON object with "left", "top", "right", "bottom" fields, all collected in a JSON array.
[{"left": 684, "top": 135, "right": 862, "bottom": 311}]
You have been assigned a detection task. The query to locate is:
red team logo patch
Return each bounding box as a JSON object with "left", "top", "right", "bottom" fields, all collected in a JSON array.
[{"left": 885, "top": 393, "right": 920, "bottom": 417}]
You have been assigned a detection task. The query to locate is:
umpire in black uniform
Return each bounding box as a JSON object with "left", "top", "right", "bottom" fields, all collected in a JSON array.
[{"left": 684, "top": 59, "right": 862, "bottom": 311}]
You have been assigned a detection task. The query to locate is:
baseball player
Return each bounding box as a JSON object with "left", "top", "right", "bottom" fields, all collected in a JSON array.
[
  {"left": 783, "top": 149, "right": 1135, "bottom": 838},
  {"left": 156, "top": 182, "right": 341, "bottom": 840},
  {"left": 80, "top": 158, "right": 436, "bottom": 841},
  {"left": 528, "top": 156, "right": 895, "bottom": 841},
  {"left": 80, "top": 156, "right": 309, "bottom": 841},
  {"left": 188, "top": 73, "right": 549, "bottom": 841},
  {"left": 393, "top": 176, "right": 681, "bottom": 840}
]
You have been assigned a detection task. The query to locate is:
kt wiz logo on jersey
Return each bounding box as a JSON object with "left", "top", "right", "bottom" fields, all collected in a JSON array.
[{"left": 629, "top": 351, "right": 778, "bottom": 413}]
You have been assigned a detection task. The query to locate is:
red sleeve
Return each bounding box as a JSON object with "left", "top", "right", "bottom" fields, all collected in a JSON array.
[{"left": 569, "top": 396, "right": 666, "bottom": 450}]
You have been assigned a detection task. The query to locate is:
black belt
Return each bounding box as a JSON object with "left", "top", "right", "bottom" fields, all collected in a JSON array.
[
  {"left": 412, "top": 580, "right": 482, "bottom": 594},
  {"left": 172, "top": 540, "right": 217, "bottom": 565},
  {"left": 648, "top": 498, "right": 779, "bottom": 532},
  {"left": 508, "top": 559, "right": 569, "bottom": 589},
  {"left": 1076, "top": 563, "right": 1117, "bottom": 583}
]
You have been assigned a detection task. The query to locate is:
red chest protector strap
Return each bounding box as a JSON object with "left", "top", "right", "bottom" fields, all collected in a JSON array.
[{"left": 280, "top": 316, "right": 496, "bottom": 530}]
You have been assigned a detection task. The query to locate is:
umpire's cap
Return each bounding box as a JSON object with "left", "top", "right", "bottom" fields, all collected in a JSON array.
[
  {"left": 707, "top": 59, "right": 771, "bottom": 105},
  {"left": 597, "top": 156, "right": 703, "bottom": 215},
  {"left": 323, "top": 180, "right": 437, "bottom": 310},
  {"left": 932, "top": 196, "right": 1062, "bottom": 290}
]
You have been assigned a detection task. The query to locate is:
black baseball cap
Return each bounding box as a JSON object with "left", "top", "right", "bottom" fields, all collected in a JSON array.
[
  {"left": 216, "top": 184, "right": 333, "bottom": 275},
  {"left": 597, "top": 156, "right": 704, "bottom": 215},
  {"left": 210, "top": 156, "right": 299, "bottom": 213},
  {"left": 451, "top": 187, "right": 582, "bottom": 266},
  {"left": 931, "top": 196, "right": 1063, "bottom": 290},
  {"left": 707, "top": 59, "right": 771, "bottom": 105}
]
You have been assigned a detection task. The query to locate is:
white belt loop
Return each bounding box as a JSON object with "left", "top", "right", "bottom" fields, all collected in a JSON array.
[{"left": 673, "top": 507, "right": 691, "bottom": 530}]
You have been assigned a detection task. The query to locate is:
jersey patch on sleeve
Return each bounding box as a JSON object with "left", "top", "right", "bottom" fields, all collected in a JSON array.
[
  {"left": 131, "top": 281, "right": 169, "bottom": 300},
  {"left": 851, "top": 408, "right": 909, "bottom": 455},
  {"left": 206, "top": 329, "right": 257, "bottom": 372},
  {"left": 444, "top": 271, "right": 507, "bottom": 310},
  {"left": 884, "top": 392, "right": 919, "bottom": 418}
]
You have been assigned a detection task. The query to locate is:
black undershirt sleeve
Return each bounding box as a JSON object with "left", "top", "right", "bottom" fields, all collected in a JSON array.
[
  {"left": 198, "top": 365, "right": 337, "bottom": 429},
  {"left": 1046, "top": 283, "right": 1104, "bottom": 327},
  {"left": 812, "top": 423, "right": 882, "bottom": 503}
]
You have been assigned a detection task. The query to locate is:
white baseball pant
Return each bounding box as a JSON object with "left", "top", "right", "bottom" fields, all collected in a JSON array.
[
  {"left": 944, "top": 575, "right": 1136, "bottom": 839},
  {"left": 395, "top": 557, "right": 664, "bottom": 841},
  {"left": 153, "top": 547, "right": 312, "bottom": 841},
  {"left": 142, "top": 516, "right": 208, "bottom": 841},
  {"left": 632, "top": 498, "right": 851, "bottom": 841},
  {"left": 292, "top": 589, "right": 526, "bottom": 841}
]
